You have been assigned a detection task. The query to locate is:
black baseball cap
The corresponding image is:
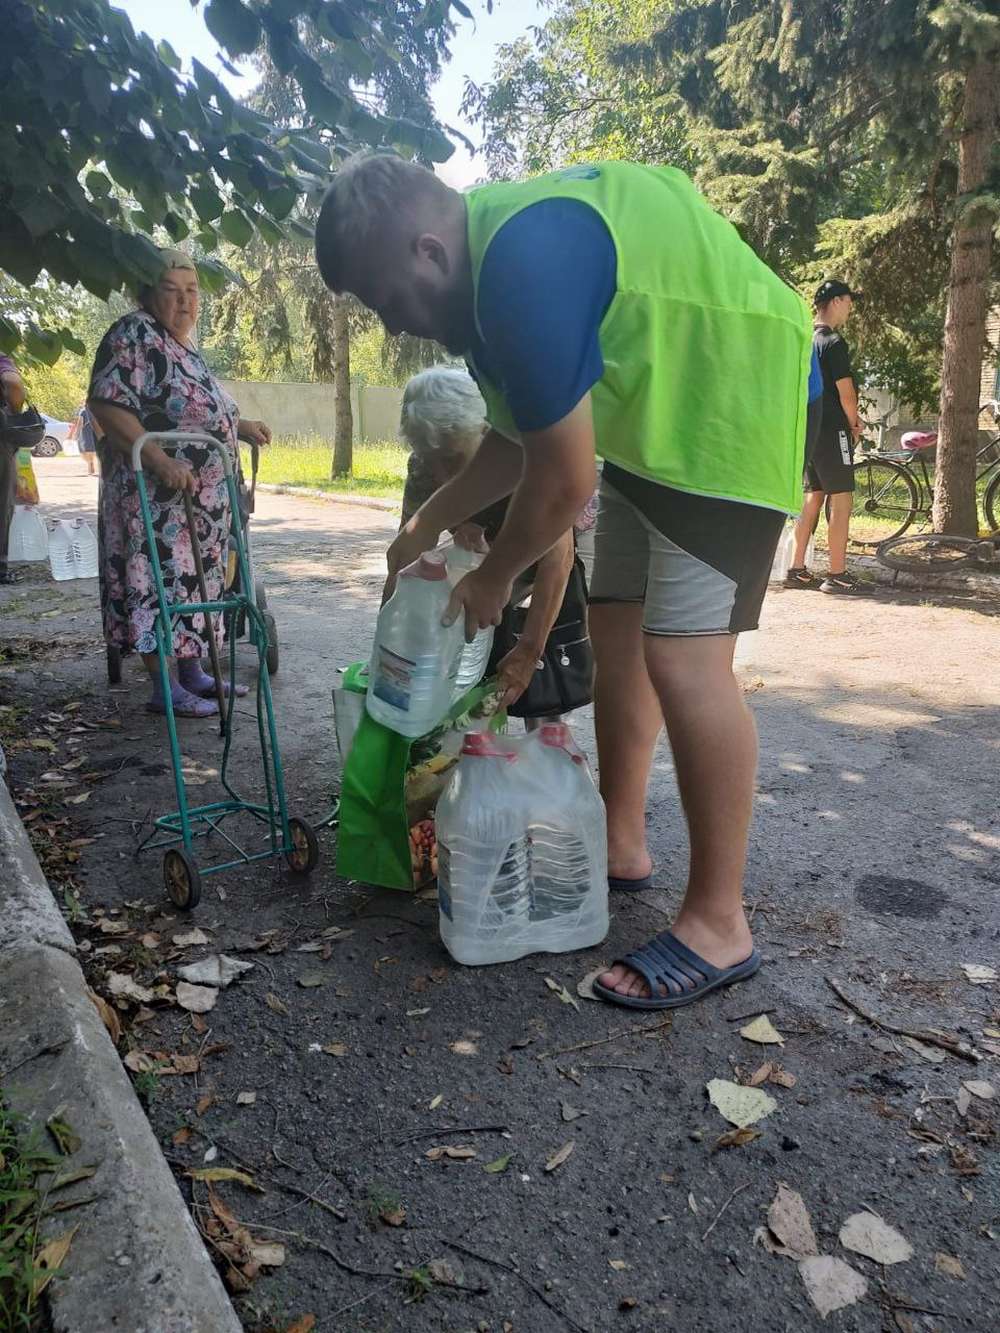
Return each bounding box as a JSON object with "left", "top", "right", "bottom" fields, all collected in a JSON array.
[{"left": 814, "top": 279, "right": 863, "bottom": 306}]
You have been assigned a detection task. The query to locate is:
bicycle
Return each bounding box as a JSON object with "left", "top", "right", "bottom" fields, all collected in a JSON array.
[
  {"left": 848, "top": 400, "right": 1000, "bottom": 546},
  {"left": 877, "top": 527, "right": 1000, "bottom": 576}
]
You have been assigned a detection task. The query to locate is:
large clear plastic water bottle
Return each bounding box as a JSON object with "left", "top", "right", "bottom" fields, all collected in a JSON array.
[
  {"left": 366, "top": 551, "right": 464, "bottom": 737},
  {"left": 444, "top": 543, "right": 495, "bottom": 694},
  {"left": 526, "top": 725, "right": 609, "bottom": 947},
  {"left": 437, "top": 726, "right": 609, "bottom": 965},
  {"left": 436, "top": 732, "right": 532, "bottom": 965}
]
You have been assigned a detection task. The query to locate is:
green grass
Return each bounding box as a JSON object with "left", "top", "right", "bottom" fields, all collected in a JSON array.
[
  {"left": 0, "top": 1101, "right": 61, "bottom": 1332},
  {"left": 241, "top": 435, "right": 407, "bottom": 500}
]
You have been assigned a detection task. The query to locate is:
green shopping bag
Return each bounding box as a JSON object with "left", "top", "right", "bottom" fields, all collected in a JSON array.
[{"left": 336, "top": 668, "right": 505, "bottom": 891}]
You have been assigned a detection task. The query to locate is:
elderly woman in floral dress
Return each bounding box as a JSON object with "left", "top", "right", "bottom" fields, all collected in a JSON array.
[{"left": 88, "top": 248, "right": 271, "bottom": 718}]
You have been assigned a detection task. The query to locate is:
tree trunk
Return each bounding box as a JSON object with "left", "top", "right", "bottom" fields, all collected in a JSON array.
[
  {"left": 331, "top": 295, "right": 353, "bottom": 478},
  {"left": 933, "top": 51, "right": 999, "bottom": 535}
]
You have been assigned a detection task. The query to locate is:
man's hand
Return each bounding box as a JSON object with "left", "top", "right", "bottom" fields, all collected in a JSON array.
[
  {"left": 496, "top": 638, "right": 542, "bottom": 707},
  {"left": 452, "top": 522, "right": 488, "bottom": 553},
  {"left": 443, "top": 568, "right": 512, "bottom": 642},
  {"left": 851, "top": 418, "right": 863, "bottom": 443},
  {"left": 385, "top": 515, "right": 440, "bottom": 599},
  {"left": 240, "top": 419, "right": 272, "bottom": 447}
]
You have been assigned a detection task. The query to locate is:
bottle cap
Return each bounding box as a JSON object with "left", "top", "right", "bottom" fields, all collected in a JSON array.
[
  {"left": 461, "top": 731, "right": 518, "bottom": 760},
  {"left": 537, "top": 722, "right": 584, "bottom": 763},
  {"left": 400, "top": 551, "right": 448, "bottom": 582}
]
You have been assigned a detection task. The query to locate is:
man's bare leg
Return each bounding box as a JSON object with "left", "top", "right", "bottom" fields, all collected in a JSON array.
[
  {"left": 791, "top": 490, "right": 824, "bottom": 568},
  {"left": 825, "top": 490, "right": 852, "bottom": 575},
  {"left": 598, "top": 633, "right": 756, "bottom": 999},
  {"left": 590, "top": 601, "right": 662, "bottom": 883}
]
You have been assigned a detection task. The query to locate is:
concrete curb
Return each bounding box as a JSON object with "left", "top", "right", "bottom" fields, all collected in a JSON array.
[
  {"left": 256, "top": 481, "right": 400, "bottom": 513},
  {"left": 0, "top": 780, "right": 241, "bottom": 1333},
  {"left": 852, "top": 551, "right": 1000, "bottom": 596}
]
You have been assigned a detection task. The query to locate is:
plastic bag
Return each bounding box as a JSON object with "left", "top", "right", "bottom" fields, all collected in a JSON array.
[{"left": 13, "top": 449, "right": 38, "bottom": 505}]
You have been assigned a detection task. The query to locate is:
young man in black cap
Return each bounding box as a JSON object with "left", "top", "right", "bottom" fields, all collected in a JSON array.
[{"left": 787, "top": 280, "right": 866, "bottom": 593}]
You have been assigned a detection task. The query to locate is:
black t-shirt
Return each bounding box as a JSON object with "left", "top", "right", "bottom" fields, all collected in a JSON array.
[{"left": 813, "top": 324, "right": 855, "bottom": 433}]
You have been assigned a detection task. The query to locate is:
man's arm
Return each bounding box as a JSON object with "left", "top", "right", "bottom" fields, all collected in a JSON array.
[
  {"left": 495, "top": 529, "right": 575, "bottom": 706},
  {"left": 386, "top": 428, "right": 523, "bottom": 587},
  {"left": 835, "top": 377, "right": 861, "bottom": 439},
  {"left": 445, "top": 397, "right": 597, "bottom": 640}
]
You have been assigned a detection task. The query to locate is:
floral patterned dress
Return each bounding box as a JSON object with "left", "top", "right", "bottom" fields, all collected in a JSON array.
[{"left": 89, "top": 312, "right": 240, "bottom": 659}]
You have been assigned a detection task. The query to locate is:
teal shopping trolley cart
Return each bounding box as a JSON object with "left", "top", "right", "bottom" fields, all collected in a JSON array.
[{"left": 132, "top": 431, "right": 318, "bottom": 910}]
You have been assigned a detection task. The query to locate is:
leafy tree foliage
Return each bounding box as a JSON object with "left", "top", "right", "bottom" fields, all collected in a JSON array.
[{"left": 1, "top": 0, "right": 463, "bottom": 364}]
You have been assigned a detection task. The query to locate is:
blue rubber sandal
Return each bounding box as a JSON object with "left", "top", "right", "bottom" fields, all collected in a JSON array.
[
  {"left": 609, "top": 873, "right": 653, "bottom": 893},
  {"left": 591, "top": 930, "right": 761, "bottom": 1010}
]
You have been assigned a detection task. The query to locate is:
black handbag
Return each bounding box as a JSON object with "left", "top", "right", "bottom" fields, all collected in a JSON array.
[
  {"left": 0, "top": 404, "right": 45, "bottom": 454},
  {"left": 490, "top": 555, "right": 594, "bottom": 719}
]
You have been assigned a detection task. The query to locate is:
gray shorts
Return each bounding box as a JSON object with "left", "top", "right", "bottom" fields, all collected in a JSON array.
[{"left": 588, "top": 465, "right": 785, "bottom": 636}]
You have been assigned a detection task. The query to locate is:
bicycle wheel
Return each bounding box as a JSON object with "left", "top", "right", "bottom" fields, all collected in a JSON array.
[
  {"left": 984, "top": 469, "right": 1000, "bottom": 533},
  {"left": 850, "top": 457, "right": 920, "bottom": 545},
  {"left": 876, "top": 533, "right": 975, "bottom": 574}
]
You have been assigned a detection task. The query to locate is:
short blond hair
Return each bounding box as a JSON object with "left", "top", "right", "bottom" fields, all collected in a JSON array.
[{"left": 315, "top": 152, "right": 451, "bottom": 291}]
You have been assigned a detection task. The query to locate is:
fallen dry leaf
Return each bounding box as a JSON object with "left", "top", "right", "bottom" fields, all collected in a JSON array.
[
  {"left": 933, "top": 1252, "right": 965, "bottom": 1279},
  {"left": 265, "top": 992, "right": 290, "bottom": 1016},
  {"left": 429, "top": 1093, "right": 443, "bottom": 1110},
  {"left": 298, "top": 972, "right": 326, "bottom": 988},
  {"left": 956, "top": 1086, "right": 972, "bottom": 1117},
  {"left": 87, "top": 988, "right": 122, "bottom": 1043},
  {"left": 962, "top": 1080, "right": 996, "bottom": 1101},
  {"left": 544, "top": 976, "right": 580, "bottom": 1011},
  {"left": 576, "top": 965, "right": 608, "bottom": 1001},
  {"left": 903, "top": 1035, "right": 946, "bottom": 1064},
  {"left": 140, "top": 933, "right": 161, "bottom": 950},
  {"left": 483, "top": 1154, "right": 512, "bottom": 1174},
  {"left": 739, "top": 1014, "right": 785, "bottom": 1045},
  {"left": 123, "top": 1050, "right": 156, "bottom": 1073},
  {"left": 322, "top": 1043, "right": 347, "bottom": 1058},
  {"left": 714, "top": 1127, "right": 761, "bottom": 1151},
  {"left": 608, "top": 1259, "right": 629, "bottom": 1271},
  {"left": 247, "top": 1239, "right": 285, "bottom": 1267},
  {"left": 545, "top": 1141, "right": 575, "bottom": 1173},
  {"left": 427, "top": 1257, "right": 463, "bottom": 1287},
  {"left": 187, "top": 1167, "right": 262, "bottom": 1192},
  {"left": 770, "top": 1067, "right": 797, "bottom": 1089},
  {"left": 380, "top": 1204, "right": 406, "bottom": 1227},
  {"left": 173, "top": 927, "right": 210, "bottom": 947},
  {"left": 561, "top": 1101, "right": 588, "bottom": 1123},
  {"left": 106, "top": 972, "right": 155, "bottom": 1005},
  {"left": 31, "top": 1224, "right": 80, "bottom": 1299},
  {"left": 449, "top": 1040, "right": 478, "bottom": 1057},
  {"left": 839, "top": 1212, "right": 913, "bottom": 1265},
  {"left": 176, "top": 982, "right": 218, "bottom": 1014},
  {"left": 707, "top": 1078, "right": 777, "bottom": 1128},
  {"left": 236, "top": 1091, "right": 257, "bottom": 1106},
  {"left": 173, "top": 1127, "right": 193, "bottom": 1146},
  {"left": 425, "top": 1145, "right": 476, "bottom": 1161},
  {"left": 282, "top": 1318, "right": 316, "bottom": 1333},
  {"left": 177, "top": 955, "right": 253, "bottom": 989},
  {"left": 767, "top": 1183, "right": 818, "bottom": 1259},
  {"left": 98, "top": 919, "right": 131, "bottom": 936},
  {"left": 798, "top": 1255, "right": 867, "bottom": 1318},
  {"left": 195, "top": 1093, "right": 215, "bottom": 1116},
  {"left": 748, "top": 1062, "right": 773, "bottom": 1086},
  {"left": 960, "top": 964, "right": 997, "bottom": 985}
]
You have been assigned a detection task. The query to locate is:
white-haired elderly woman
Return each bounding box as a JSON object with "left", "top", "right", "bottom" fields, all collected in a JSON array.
[
  {"left": 397, "top": 366, "right": 578, "bottom": 709},
  {"left": 88, "top": 248, "right": 271, "bottom": 718}
]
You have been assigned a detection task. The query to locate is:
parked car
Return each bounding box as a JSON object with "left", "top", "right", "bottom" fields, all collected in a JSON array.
[{"left": 33, "top": 414, "right": 73, "bottom": 457}]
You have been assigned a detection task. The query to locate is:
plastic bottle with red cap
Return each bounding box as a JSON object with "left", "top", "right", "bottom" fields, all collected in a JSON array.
[{"left": 436, "top": 726, "right": 608, "bottom": 965}]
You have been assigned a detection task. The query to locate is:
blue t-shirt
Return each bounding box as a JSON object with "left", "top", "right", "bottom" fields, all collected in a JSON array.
[
  {"left": 807, "top": 345, "right": 822, "bottom": 403},
  {"left": 468, "top": 199, "right": 616, "bottom": 434}
]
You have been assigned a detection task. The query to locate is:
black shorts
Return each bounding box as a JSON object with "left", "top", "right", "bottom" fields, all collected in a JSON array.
[
  {"left": 589, "top": 463, "right": 786, "bottom": 635},
  {"left": 804, "top": 425, "right": 855, "bottom": 494}
]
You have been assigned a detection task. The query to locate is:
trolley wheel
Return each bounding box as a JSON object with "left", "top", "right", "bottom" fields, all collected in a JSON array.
[
  {"left": 263, "top": 611, "right": 279, "bottom": 676},
  {"left": 106, "top": 645, "right": 122, "bottom": 685},
  {"left": 984, "top": 469, "right": 1000, "bottom": 534},
  {"left": 254, "top": 578, "right": 268, "bottom": 610},
  {"left": 285, "top": 817, "right": 319, "bottom": 875},
  {"left": 163, "top": 848, "right": 202, "bottom": 911}
]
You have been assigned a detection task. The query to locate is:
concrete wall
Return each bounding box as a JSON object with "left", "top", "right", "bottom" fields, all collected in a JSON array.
[{"left": 220, "top": 379, "right": 403, "bottom": 443}]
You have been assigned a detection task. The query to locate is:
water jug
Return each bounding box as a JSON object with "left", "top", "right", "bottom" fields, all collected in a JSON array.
[
  {"left": 48, "top": 518, "right": 99, "bottom": 581},
  {"left": 366, "top": 551, "right": 464, "bottom": 737},
  {"left": 436, "top": 732, "right": 532, "bottom": 965},
  {"left": 6, "top": 507, "right": 49, "bottom": 563},
  {"left": 437, "top": 726, "right": 609, "bottom": 965},
  {"left": 443, "top": 543, "right": 495, "bottom": 694}
]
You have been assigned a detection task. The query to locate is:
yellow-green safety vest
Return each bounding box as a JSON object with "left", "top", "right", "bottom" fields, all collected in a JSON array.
[{"left": 464, "top": 162, "right": 812, "bottom": 513}]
